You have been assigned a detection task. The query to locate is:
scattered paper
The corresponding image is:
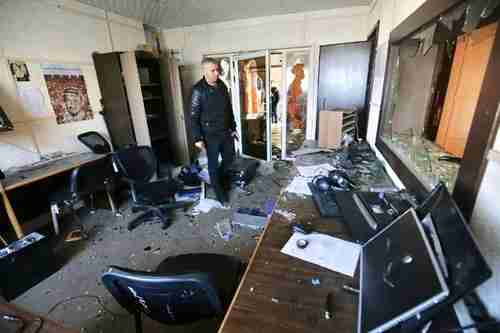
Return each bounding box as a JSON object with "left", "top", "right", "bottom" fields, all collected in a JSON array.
[
  {"left": 198, "top": 168, "right": 210, "bottom": 184},
  {"left": 192, "top": 198, "right": 223, "bottom": 214},
  {"left": 215, "top": 219, "right": 233, "bottom": 241},
  {"left": 274, "top": 209, "right": 296, "bottom": 221},
  {"left": 296, "top": 163, "right": 334, "bottom": 178},
  {"left": 285, "top": 176, "right": 312, "bottom": 195},
  {"left": 281, "top": 232, "right": 361, "bottom": 277}
]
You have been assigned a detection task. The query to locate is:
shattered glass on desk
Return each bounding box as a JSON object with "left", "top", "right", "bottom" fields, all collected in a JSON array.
[{"left": 382, "top": 133, "right": 459, "bottom": 192}]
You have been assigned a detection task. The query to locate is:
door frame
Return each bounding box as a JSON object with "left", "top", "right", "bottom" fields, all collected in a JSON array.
[
  {"left": 233, "top": 50, "right": 272, "bottom": 161},
  {"left": 276, "top": 47, "right": 315, "bottom": 159}
]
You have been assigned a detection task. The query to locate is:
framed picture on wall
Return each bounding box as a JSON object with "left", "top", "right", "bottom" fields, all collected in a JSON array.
[
  {"left": 0, "top": 105, "right": 14, "bottom": 131},
  {"left": 9, "top": 60, "right": 30, "bottom": 82}
]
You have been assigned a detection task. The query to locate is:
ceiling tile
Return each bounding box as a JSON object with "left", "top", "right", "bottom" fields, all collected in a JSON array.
[{"left": 77, "top": 0, "right": 370, "bottom": 29}]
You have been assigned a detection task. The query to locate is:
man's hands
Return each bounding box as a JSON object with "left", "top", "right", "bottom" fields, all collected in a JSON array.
[
  {"left": 195, "top": 141, "right": 205, "bottom": 150},
  {"left": 231, "top": 131, "right": 239, "bottom": 141}
]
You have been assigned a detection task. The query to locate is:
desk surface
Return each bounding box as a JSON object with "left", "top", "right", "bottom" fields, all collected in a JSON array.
[
  {"left": 218, "top": 193, "right": 358, "bottom": 333},
  {"left": 0, "top": 301, "right": 79, "bottom": 333},
  {"left": 218, "top": 168, "right": 459, "bottom": 333},
  {"left": 2, "top": 152, "right": 104, "bottom": 191}
]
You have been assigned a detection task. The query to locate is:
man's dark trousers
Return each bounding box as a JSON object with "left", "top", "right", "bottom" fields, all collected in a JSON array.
[{"left": 206, "top": 132, "right": 235, "bottom": 203}]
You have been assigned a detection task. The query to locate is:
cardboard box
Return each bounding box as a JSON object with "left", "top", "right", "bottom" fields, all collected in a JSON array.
[{"left": 318, "top": 110, "right": 344, "bottom": 148}]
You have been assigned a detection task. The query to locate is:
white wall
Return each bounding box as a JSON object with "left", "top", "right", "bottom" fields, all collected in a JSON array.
[
  {"left": 0, "top": 0, "right": 146, "bottom": 171},
  {"left": 161, "top": 6, "right": 370, "bottom": 141}
]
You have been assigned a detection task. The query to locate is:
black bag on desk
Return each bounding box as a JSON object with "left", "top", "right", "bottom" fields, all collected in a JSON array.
[
  {"left": 227, "top": 158, "right": 260, "bottom": 186},
  {"left": 0, "top": 233, "right": 57, "bottom": 301}
]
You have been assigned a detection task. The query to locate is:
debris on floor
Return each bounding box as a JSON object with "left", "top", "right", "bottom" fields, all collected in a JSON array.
[
  {"left": 192, "top": 198, "right": 224, "bottom": 215},
  {"left": 263, "top": 198, "right": 277, "bottom": 215},
  {"left": 232, "top": 208, "right": 268, "bottom": 230},
  {"left": 215, "top": 218, "right": 233, "bottom": 241},
  {"left": 274, "top": 209, "right": 296, "bottom": 221},
  {"left": 175, "top": 188, "right": 201, "bottom": 202},
  {"left": 271, "top": 297, "right": 279, "bottom": 303}
]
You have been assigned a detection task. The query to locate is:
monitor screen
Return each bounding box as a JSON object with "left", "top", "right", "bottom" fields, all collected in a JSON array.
[
  {"left": 396, "top": 184, "right": 493, "bottom": 331},
  {"left": 0, "top": 105, "right": 14, "bottom": 131},
  {"left": 358, "top": 209, "right": 449, "bottom": 333}
]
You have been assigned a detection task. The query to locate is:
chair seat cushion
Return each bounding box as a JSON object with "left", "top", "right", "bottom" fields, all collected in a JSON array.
[
  {"left": 134, "top": 179, "right": 180, "bottom": 205},
  {"left": 155, "top": 253, "right": 244, "bottom": 310}
]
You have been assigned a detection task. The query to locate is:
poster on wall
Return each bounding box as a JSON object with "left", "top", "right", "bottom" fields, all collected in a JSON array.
[
  {"left": 9, "top": 60, "right": 30, "bottom": 82},
  {"left": 42, "top": 65, "right": 93, "bottom": 124}
]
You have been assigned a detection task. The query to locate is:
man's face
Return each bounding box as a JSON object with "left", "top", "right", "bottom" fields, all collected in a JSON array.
[
  {"left": 64, "top": 92, "right": 82, "bottom": 116},
  {"left": 203, "top": 62, "right": 219, "bottom": 85}
]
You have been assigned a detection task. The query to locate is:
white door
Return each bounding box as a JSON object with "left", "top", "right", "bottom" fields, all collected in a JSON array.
[
  {"left": 280, "top": 48, "right": 312, "bottom": 159},
  {"left": 233, "top": 51, "right": 271, "bottom": 161}
]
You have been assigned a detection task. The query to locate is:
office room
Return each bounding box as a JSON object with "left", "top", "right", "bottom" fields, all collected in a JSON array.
[{"left": 0, "top": 0, "right": 499, "bottom": 332}]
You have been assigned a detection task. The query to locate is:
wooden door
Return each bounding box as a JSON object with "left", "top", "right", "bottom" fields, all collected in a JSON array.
[
  {"left": 436, "top": 22, "right": 498, "bottom": 157},
  {"left": 160, "top": 54, "right": 191, "bottom": 165},
  {"left": 92, "top": 53, "right": 136, "bottom": 149}
]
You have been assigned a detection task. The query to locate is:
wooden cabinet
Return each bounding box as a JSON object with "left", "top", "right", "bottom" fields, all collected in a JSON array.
[
  {"left": 318, "top": 109, "right": 357, "bottom": 148},
  {"left": 436, "top": 22, "right": 498, "bottom": 157},
  {"left": 93, "top": 51, "right": 190, "bottom": 165}
]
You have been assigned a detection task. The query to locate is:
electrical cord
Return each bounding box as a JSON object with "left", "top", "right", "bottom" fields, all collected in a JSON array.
[{"left": 47, "top": 294, "right": 130, "bottom": 320}]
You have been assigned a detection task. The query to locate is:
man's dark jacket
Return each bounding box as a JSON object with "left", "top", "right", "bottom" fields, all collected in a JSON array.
[{"left": 190, "top": 78, "right": 236, "bottom": 143}]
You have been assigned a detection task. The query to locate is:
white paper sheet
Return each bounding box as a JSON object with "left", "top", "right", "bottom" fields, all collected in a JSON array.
[
  {"left": 285, "top": 176, "right": 312, "bottom": 195},
  {"left": 281, "top": 232, "right": 361, "bottom": 277},
  {"left": 296, "top": 163, "right": 334, "bottom": 178},
  {"left": 17, "top": 85, "right": 48, "bottom": 118}
]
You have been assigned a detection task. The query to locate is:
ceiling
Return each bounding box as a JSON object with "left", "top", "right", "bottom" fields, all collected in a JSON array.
[{"left": 77, "top": 0, "right": 370, "bottom": 29}]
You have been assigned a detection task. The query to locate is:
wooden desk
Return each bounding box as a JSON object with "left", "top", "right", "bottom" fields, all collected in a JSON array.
[
  {"left": 0, "top": 301, "right": 78, "bottom": 333},
  {"left": 219, "top": 182, "right": 460, "bottom": 333},
  {"left": 0, "top": 152, "right": 104, "bottom": 239},
  {"left": 218, "top": 193, "right": 358, "bottom": 333}
]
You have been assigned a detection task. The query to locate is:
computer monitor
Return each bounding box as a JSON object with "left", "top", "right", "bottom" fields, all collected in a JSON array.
[
  {"left": 0, "top": 105, "right": 14, "bottom": 131},
  {"left": 358, "top": 209, "right": 449, "bottom": 333},
  {"left": 415, "top": 181, "right": 447, "bottom": 220},
  {"left": 398, "top": 183, "right": 493, "bottom": 331}
]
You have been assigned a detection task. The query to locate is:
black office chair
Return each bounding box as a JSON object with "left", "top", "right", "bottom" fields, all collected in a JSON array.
[
  {"left": 49, "top": 156, "right": 118, "bottom": 237},
  {"left": 77, "top": 131, "right": 112, "bottom": 154},
  {"left": 112, "top": 146, "right": 189, "bottom": 230},
  {"left": 102, "top": 253, "right": 244, "bottom": 333}
]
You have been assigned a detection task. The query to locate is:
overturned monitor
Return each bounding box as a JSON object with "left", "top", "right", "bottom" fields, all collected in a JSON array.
[
  {"left": 397, "top": 183, "right": 493, "bottom": 331},
  {"left": 358, "top": 209, "right": 449, "bottom": 333},
  {"left": 0, "top": 105, "right": 14, "bottom": 131}
]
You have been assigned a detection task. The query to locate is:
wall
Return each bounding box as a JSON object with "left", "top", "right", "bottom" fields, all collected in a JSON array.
[
  {"left": 0, "top": 0, "right": 146, "bottom": 171},
  {"left": 367, "top": 0, "right": 500, "bottom": 320},
  {"left": 161, "top": 6, "right": 371, "bottom": 140}
]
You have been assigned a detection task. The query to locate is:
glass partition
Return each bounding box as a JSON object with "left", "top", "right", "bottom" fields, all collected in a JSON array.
[{"left": 378, "top": 1, "right": 499, "bottom": 192}]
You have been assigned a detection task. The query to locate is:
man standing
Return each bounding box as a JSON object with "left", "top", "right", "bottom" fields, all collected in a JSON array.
[{"left": 191, "top": 58, "right": 238, "bottom": 204}]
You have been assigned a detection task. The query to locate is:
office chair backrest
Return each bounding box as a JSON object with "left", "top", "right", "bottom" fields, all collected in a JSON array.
[
  {"left": 113, "top": 146, "right": 157, "bottom": 184},
  {"left": 102, "top": 266, "right": 224, "bottom": 325},
  {"left": 70, "top": 156, "right": 116, "bottom": 197},
  {"left": 78, "top": 131, "right": 112, "bottom": 154}
]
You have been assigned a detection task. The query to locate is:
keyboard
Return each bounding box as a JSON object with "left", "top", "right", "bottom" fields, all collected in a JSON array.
[
  {"left": 335, "top": 191, "right": 412, "bottom": 244},
  {"left": 308, "top": 182, "right": 342, "bottom": 217}
]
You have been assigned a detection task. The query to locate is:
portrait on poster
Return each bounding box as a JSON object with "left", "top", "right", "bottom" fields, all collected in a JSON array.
[{"left": 42, "top": 65, "right": 93, "bottom": 124}]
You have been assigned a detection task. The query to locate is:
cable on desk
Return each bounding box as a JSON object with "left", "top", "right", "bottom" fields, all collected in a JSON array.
[
  {"left": 441, "top": 320, "right": 500, "bottom": 332},
  {"left": 47, "top": 294, "right": 130, "bottom": 320}
]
